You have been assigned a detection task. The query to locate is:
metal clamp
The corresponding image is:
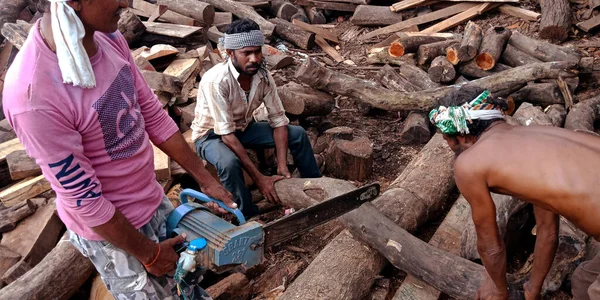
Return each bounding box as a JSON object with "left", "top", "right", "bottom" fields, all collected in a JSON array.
[{"left": 179, "top": 189, "right": 246, "bottom": 224}]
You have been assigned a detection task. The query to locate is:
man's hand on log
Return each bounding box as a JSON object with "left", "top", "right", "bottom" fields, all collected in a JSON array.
[
  {"left": 277, "top": 165, "right": 292, "bottom": 179},
  {"left": 475, "top": 277, "right": 508, "bottom": 300},
  {"left": 257, "top": 175, "right": 284, "bottom": 204}
]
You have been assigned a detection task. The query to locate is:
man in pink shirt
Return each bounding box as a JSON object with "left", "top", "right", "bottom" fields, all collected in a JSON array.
[{"left": 3, "top": 0, "right": 234, "bottom": 298}]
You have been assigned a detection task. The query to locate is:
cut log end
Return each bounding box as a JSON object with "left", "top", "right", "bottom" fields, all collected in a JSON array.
[
  {"left": 446, "top": 47, "right": 459, "bottom": 65},
  {"left": 505, "top": 97, "right": 516, "bottom": 115},
  {"left": 388, "top": 42, "right": 405, "bottom": 57},
  {"left": 476, "top": 53, "right": 495, "bottom": 71}
]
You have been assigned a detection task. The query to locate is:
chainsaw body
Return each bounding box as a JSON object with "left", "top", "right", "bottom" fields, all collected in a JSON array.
[{"left": 166, "top": 189, "right": 264, "bottom": 272}]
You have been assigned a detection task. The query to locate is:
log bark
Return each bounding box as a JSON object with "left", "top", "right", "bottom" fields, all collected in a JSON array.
[
  {"left": 376, "top": 64, "right": 420, "bottom": 92},
  {"left": 458, "top": 60, "right": 511, "bottom": 78},
  {"left": 1, "top": 260, "right": 30, "bottom": 285},
  {"left": 367, "top": 48, "right": 416, "bottom": 66},
  {"left": 304, "top": 6, "right": 326, "bottom": 24},
  {"left": 509, "top": 102, "right": 554, "bottom": 126},
  {"left": 428, "top": 56, "right": 456, "bottom": 83},
  {"left": 262, "top": 45, "right": 294, "bottom": 70},
  {"left": 389, "top": 36, "right": 448, "bottom": 57},
  {"left": 351, "top": 5, "right": 403, "bottom": 26},
  {"left": 295, "top": 57, "right": 574, "bottom": 112},
  {"left": 0, "top": 0, "right": 29, "bottom": 45},
  {"left": 396, "top": 62, "right": 440, "bottom": 90},
  {"left": 539, "top": 0, "right": 571, "bottom": 42},
  {"left": 270, "top": 18, "right": 315, "bottom": 50},
  {"left": 275, "top": 177, "right": 357, "bottom": 209},
  {"left": 545, "top": 104, "right": 568, "bottom": 127},
  {"left": 458, "top": 21, "right": 483, "bottom": 62},
  {"left": 508, "top": 31, "right": 580, "bottom": 63},
  {"left": 277, "top": 82, "right": 334, "bottom": 116},
  {"left": 118, "top": 9, "right": 146, "bottom": 45},
  {"left": 500, "top": 44, "right": 542, "bottom": 67},
  {"left": 475, "top": 26, "right": 512, "bottom": 71},
  {"left": 270, "top": 0, "right": 299, "bottom": 21},
  {"left": 157, "top": 0, "right": 215, "bottom": 26},
  {"left": 0, "top": 233, "right": 95, "bottom": 300},
  {"left": 508, "top": 83, "right": 565, "bottom": 106},
  {"left": 282, "top": 134, "right": 455, "bottom": 300},
  {"left": 325, "top": 136, "right": 373, "bottom": 181},
  {"left": 417, "top": 39, "right": 460, "bottom": 65},
  {"left": 198, "top": 0, "right": 275, "bottom": 36},
  {"left": 206, "top": 273, "right": 249, "bottom": 299},
  {"left": 0, "top": 245, "right": 20, "bottom": 278},
  {"left": 399, "top": 112, "right": 431, "bottom": 144},
  {"left": 0, "top": 199, "right": 36, "bottom": 233},
  {"left": 564, "top": 95, "right": 600, "bottom": 134},
  {"left": 6, "top": 150, "right": 40, "bottom": 180}
]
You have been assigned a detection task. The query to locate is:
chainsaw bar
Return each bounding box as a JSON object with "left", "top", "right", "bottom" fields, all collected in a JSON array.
[{"left": 262, "top": 183, "right": 380, "bottom": 248}]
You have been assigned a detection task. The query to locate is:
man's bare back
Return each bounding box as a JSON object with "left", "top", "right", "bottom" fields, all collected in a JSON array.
[{"left": 456, "top": 122, "right": 600, "bottom": 239}]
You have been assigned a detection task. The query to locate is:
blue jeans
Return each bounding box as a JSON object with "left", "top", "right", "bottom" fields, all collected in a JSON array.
[{"left": 195, "top": 123, "right": 321, "bottom": 217}]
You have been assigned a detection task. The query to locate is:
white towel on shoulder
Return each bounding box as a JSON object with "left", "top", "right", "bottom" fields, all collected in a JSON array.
[{"left": 49, "top": 0, "right": 96, "bottom": 88}]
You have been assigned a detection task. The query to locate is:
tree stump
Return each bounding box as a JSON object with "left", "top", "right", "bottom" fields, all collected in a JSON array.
[
  {"left": 325, "top": 136, "right": 373, "bottom": 181},
  {"left": 399, "top": 112, "right": 431, "bottom": 144},
  {"left": 539, "top": 0, "right": 571, "bottom": 42}
]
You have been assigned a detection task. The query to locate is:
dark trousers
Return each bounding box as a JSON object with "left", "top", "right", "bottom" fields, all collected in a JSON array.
[{"left": 195, "top": 123, "right": 321, "bottom": 217}]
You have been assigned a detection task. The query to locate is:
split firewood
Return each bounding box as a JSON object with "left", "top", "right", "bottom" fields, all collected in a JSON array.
[
  {"left": 325, "top": 136, "right": 373, "bottom": 181},
  {"left": 141, "top": 70, "right": 181, "bottom": 94},
  {"left": 428, "top": 56, "right": 456, "bottom": 83},
  {"left": 292, "top": 19, "right": 339, "bottom": 43},
  {"left": 475, "top": 26, "right": 512, "bottom": 71},
  {"left": 0, "top": 245, "right": 20, "bottom": 280},
  {"left": 117, "top": 10, "right": 145, "bottom": 45},
  {"left": 545, "top": 104, "right": 568, "bottom": 127},
  {"left": 564, "top": 95, "right": 600, "bottom": 134},
  {"left": 417, "top": 39, "right": 460, "bottom": 65},
  {"left": 0, "top": 175, "right": 50, "bottom": 207},
  {"left": 508, "top": 83, "right": 565, "bottom": 107},
  {"left": 6, "top": 150, "right": 40, "bottom": 181},
  {"left": 508, "top": 31, "right": 580, "bottom": 63},
  {"left": 262, "top": 45, "right": 294, "bottom": 70},
  {"left": 458, "top": 60, "right": 511, "bottom": 78},
  {"left": 388, "top": 36, "right": 448, "bottom": 58},
  {"left": 136, "top": 44, "right": 179, "bottom": 61},
  {"left": 396, "top": 62, "right": 440, "bottom": 90},
  {"left": 539, "top": 0, "right": 571, "bottom": 42},
  {"left": 399, "top": 112, "right": 431, "bottom": 144},
  {"left": 277, "top": 82, "right": 334, "bottom": 116},
  {"left": 282, "top": 134, "right": 455, "bottom": 300},
  {"left": 207, "top": 25, "right": 223, "bottom": 44},
  {"left": 500, "top": 44, "right": 542, "bottom": 67},
  {"left": 457, "top": 21, "right": 483, "bottom": 62},
  {"left": 295, "top": 58, "right": 575, "bottom": 112},
  {"left": 0, "top": 232, "right": 95, "bottom": 300},
  {"left": 0, "top": 22, "right": 26, "bottom": 50},
  {"left": 508, "top": 102, "right": 554, "bottom": 126},
  {"left": 157, "top": 0, "right": 215, "bottom": 26},
  {"left": 367, "top": 48, "right": 416, "bottom": 66},
  {"left": 0, "top": 199, "right": 36, "bottom": 233},
  {"left": 315, "top": 36, "right": 343, "bottom": 62},
  {"left": 271, "top": 18, "right": 315, "bottom": 50},
  {"left": 0, "top": 0, "right": 30, "bottom": 45},
  {"left": 351, "top": 5, "right": 404, "bottom": 26},
  {"left": 198, "top": 0, "right": 275, "bottom": 36},
  {"left": 206, "top": 273, "right": 249, "bottom": 299},
  {"left": 304, "top": 6, "right": 326, "bottom": 24},
  {"left": 163, "top": 58, "right": 200, "bottom": 82},
  {"left": 134, "top": 55, "right": 155, "bottom": 72},
  {"left": 132, "top": 0, "right": 195, "bottom": 26},
  {"left": 376, "top": 64, "right": 420, "bottom": 92}
]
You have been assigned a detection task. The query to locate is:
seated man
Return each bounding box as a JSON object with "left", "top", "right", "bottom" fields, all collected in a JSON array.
[
  {"left": 191, "top": 19, "right": 321, "bottom": 217},
  {"left": 429, "top": 86, "right": 600, "bottom": 300}
]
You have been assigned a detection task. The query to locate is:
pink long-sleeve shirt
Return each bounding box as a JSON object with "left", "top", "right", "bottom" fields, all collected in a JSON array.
[{"left": 2, "top": 23, "right": 179, "bottom": 240}]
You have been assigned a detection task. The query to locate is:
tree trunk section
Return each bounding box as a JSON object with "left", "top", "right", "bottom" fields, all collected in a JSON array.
[
  {"left": 507, "top": 83, "right": 565, "bottom": 106},
  {"left": 118, "top": 9, "right": 146, "bottom": 46},
  {"left": 399, "top": 112, "right": 431, "bottom": 144},
  {"left": 539, "top": 0, "right": 571, "bottom": 42},
  {"left": 428, "top": 56, "right": 456, "bottom": 83},
  {"left": 376, "top": 64, "right": 421, "bottom": 92},
  {"left": 270, "top": 18, "right": 315, "bottom": 50},
  {"left": 396, "top": 62, "right": 440, "bottom": 90},
  {"left": 475, "top": 26, "right": 512, "bottom": 71},
  {"left": 417, "top": 39, "right": 460, "bottom": 65},
  {"left": 157, "top": 0, "right": 215, "bottom": 26},
  {"left": 390, "top": 36, "right": 449, "bottom": 58},
  {"left": 198, "top": 0, "right": 275, "bottom": 36},
  {"left": 500, "top": 44, "right": 542, "bottom": 67},
  {"left": 508, "top": 102, "right": 554, "bottom": 126},
  {"left": 294, "top": 57, "right": 574, "bottom": 112},
  {"left": 458, "top": 21, "right": 483, "bottom": 61},
  {"left": 545, "top": 104, "right": 567, "bottom": 127},
  {"left": 458, "top": 60, "right": 511, "bottom": 78},
  {"left": 564, "top": 95, "right": 600, "bottom": 134},
  {"left": 270, "top": 0, "right": 299, "bottom": 21},
  {"left": 304, "top": 6, "right": 326, "bottom": 24},
  {"left": 508, "top": 31, "right": 580, "bottom": 63},
  {"left": 0, "top": 233, "right": 95, "bottom": 300},
  {"left": 0, "top": 0, "right": 29, "bottom": 45},
  {"left": 446, "top": 43, "right": 460, "bottom": 65},
  {"left": 277, "top": 82, "right": 334, "bottom": 116},
  {"left": 325, "top": 136, "right": 373, "bottom": 181},
  {"left": 367, "top": 48, "right": 417, "bottom": 66},
  {"left": 351, "top": 5, "right": 403, "bottom": 26}
]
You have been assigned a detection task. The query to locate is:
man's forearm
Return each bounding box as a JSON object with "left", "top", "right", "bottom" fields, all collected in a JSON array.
[
  {"left": 529, "top": 211, "right": 559, "bottom": 291},
  {"left": 478, "top": 239, "right": 509, "bottom": 292},
  {"left": 221, "top": 134, "right": 262, "bottom": 180},
  {"left": 273, "top": 126, "right": 289, "bottom": 168}
]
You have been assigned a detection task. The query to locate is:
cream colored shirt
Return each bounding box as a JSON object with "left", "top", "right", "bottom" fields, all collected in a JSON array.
[{"left": 191, "top": 59, "right": 289, "bottom": 142}]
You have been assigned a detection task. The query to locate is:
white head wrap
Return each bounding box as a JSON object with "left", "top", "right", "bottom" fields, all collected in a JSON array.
[{"left": 48, "top": 0, "right": 96, "bottom": 88}]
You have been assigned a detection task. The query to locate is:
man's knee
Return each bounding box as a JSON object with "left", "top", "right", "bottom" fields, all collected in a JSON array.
[{"left": 287, "top": 125, "right": 308, "bottom": 145}]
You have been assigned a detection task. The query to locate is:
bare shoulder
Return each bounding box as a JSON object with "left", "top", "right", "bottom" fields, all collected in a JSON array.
[{"left": 453, "top": 145, "right": 490, "bottom": 181}]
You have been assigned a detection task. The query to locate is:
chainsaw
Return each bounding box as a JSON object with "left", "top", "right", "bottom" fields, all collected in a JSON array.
[{"left": 166, "top": 182, "right": 380, "bottom": 272}]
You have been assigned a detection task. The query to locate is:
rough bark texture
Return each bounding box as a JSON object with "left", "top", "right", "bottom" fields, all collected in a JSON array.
[
  {"left": 458, "top": 21, "right": 483, "bottom": 61},
  {"left": 118, "top": 9, "right": 146, "bottom": 45},
  {"left": 295, "top": 58, "right": 575, "bottom": 112},
  {"left": 270, "top": 18, "right": 315, "bottom": 50},
  {"left": 564, "top": 95, "right": 600, "bottom": 134},
  {"left": 304, "top": 6, "right": 326, "bottom": 24},
  {"left": 417, "top": 39, "right": 460, "bottom": 65},
  {"left": 539, "top": 0, "right": 571, "bottom": 42},
  {"left": 508, "top": 31, "right": 580, "bottom": 63},
  {"left": 367, "top": 48, "right": 417, "bottom": 66},
  {"left": 325, "top": 136, "right": 373, "bottom": 181},
  {"left": 198, "top": 0, "right": 275, "bottom": 36},
  {"left": 508, "top": 83, "right": 565, "bottom": 106},
  {"left": 399, "top": 112, "right": 431, "bottom": 144},
  {"left": 545, "top": 104, "right": 568, "bottom": 127},
  {"left": 459, "top": 60, "right": 511, "bottom": 78},
  {"left": 428, "top": 56, "right": 456, "bottom": 83},
  {"left": 500, "top": 44, "right": 542, "bottom": 67},
  {"left": 475, "top": 26, "right": 512, "bottom": 70},
  {"left": 206, "top": 273, "right": 249, "bottom": 299},
  {"left": 389, "top": 36, "right": 448, "bottom": 57},
  {"left": 277, "top": 82, "right": 334, "bottom": 116},
  {"left": 282, "top": 134, "right": 455, "bottom": 300},
  {"left": 395, "top": 62, "right": 440, "bottom": 90},
  {"left": 270, "top": 0, "right": 299, "bottom": 21},
  {"left": 376, "top": 64, "right": 421, "bottom": 92},
  {"left": 157, "top": 0, "right": 215, "bottom": 25},
  {"left": 351, "top": 5, "right": 403, "bottom": 26},
  {"left": 0, "top": 199, "right": 36, "bottom": 233}
]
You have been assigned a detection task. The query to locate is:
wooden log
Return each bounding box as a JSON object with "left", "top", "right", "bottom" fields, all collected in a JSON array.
[
  {"left": 500, "top": 44, "right": 542, "bottom": 67},
  {"left": 117, "top": 9, "right": 146, "bottom": 45},
  {"left": 366, "top": 48, "right": 417, "bottom": 66},
  {"left": 270, "top": 18, "right": 315, "bottom": 50},
  {"left": 389, "top": 36, "right": 448, "bottom": 57},
  {"left": 376, "top": 64, "right": 420, "bottom": 92},
  {"left": 295, "top": 0, "right": 357, "bottom": 12},
  {"left": 0, "top": 199, "right": 36, "bottom": 233},
  {"left": 277, "top": 82, "right": 334, "bottom": 116},
  {"left": 198, "top": 0, "right": 275, "bottom": 37},
  {"left": 576, "top": 14, "right": 600, "bottom": 32},
  {"left": 458, "top": 21, "right": 482, "bottom": 62},
  {"left": 539, "top": 0, "right": 571, "bottom": 42},
  {"left": 275, "top": 177, "right": 357, "bottom": 209},
  {"left": 508, "top": 83, "right": 565, "bottom": 107},
  {"left": 262, "top": 45, "right": 294, "bottom": 70},
  {"left": 417, "top": 39, "right": 460, "bottom": 65},
  {"left": 0, "top": 139, "right": 27, "bottom": 164},
  {"left": 428, "top": 56, "right": 456, "bottom": 83},
  {"left": 0, "top": 0, "right": 29, "bottom": 45},
  {"left": 270, "top": 0, "right": 298, "bottom": 21},
  {"left": 399, "top": 112, "right": 431, "bottom": 144},
  {"left": 141, "top": 70, "right": 181, "bottom": 94},
  {"left": 304, "top": 6, "right": 326, "bottom": 24},
  {"left": 475, "top": 26, "right": 512, "bottom": 71},
  {"left": 458, "top": 60, "right": 511, "bottom": 78},
  {"left": 206, "top": 273, "right": 249, "bottom": 299},
  {"left": 389, "top": 0, "right": 436, "bottom": 12},
  {"left": 88, "top": 274, "right": 113, "bottom": 300},
  {"left": 292, "top": 19, "right": 339, "bottom": 43},
  {"left": 307, "top": 0, "right": 368, "bottom": 4},
  {"left": 545, "top": 104, "right": 568, "bottom": 127},
  {"left": 0, "top": 233, "right": 95, "bottom": 300},
  {"left": 147, "top": 4, "right": 168, "bottom": 23},
  {"left": 508, "top": 31, "right": 580, "bottom": 63},
  {"left": 421, "top": 3, "right": 499, "bottom": 34},
  {"left": 396, "top": 62, "right": 440, "bottom": 90},
  {"left": 508, "top": 102, "right": 554, "bottom": 126},
  {"left": 351, "top": 5, "right": 403, "bottom": 26},
  {"left": 564, "top": 95, "right": 600, "bottom": 134},
  {"left": 6, "top": 150, "right": 40, "bottom": 181},
  {"left": 446, "top": 43, "right": 460, "bottom": 65},
  {"left": 0, "top": 245, "right": 20, "bottom": 279},
  {"left": 0, "top": 175, "right": 50, "bottom": 207},
  {"left": 163, "top": 58, "right": 200, "bottom": 82},
  {"left": 498, "top": 5, "right": 540, "bottom": 21},
  {"left": 282, "top": 134, "right": 455, "bottom": 300},
  {"left": 1, "top": 260, "right": 30, "bottom": 285},
  {"left": 325, "top": 136, "right": 373, "bottom": 181},
  {"left": 315, "top": 35, "right": 343, "bottom": 62},
  {"left": 295, "top": 58, "right": 575, "bottom": 112},
  {"left": 157, "top": 0, "right": 214, "bottom": 26},
  {"left": 291, "top": 5, "right": 309, "bottom": 23},
  {"left": 132, "top": 0, "right": 195, "bottom": 26}
]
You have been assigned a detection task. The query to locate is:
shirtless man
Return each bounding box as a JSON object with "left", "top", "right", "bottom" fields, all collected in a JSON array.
[{"left": 429, "top": 86, "right": 600, "bottom": 300}]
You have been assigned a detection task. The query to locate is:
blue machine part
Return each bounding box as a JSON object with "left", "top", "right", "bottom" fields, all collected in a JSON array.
[{"left": 167, "top": 189, "right": 264, "bottom": 270}]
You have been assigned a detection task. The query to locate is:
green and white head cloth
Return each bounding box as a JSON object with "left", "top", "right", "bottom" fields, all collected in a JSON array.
[{"left": 429, "top": 90, "right": 505, "bottom": 135}]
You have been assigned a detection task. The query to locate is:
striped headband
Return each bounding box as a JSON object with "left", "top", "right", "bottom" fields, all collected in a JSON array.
[
  {"left": 429, "top": 90, "right": 505, "bottom": 135},
  {"left": 223, "top": 30, "right": 265, "bottom": 50}
]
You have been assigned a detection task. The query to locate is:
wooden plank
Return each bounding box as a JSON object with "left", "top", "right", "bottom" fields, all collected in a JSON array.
[
  {"left": 315, "top": 36, "right": 344, "bottom": 62},
  {"left": 137, "top": 44, "right": 180, "bottom": 61},
  {"left": 0, "top": 245, "right": 20, "bottom": 278},
  {"left": 576, "top": 14, "right": 600, "bottom": 32},
  {"left": 163, "top": 58, "right": 200, "bottom": 82},
  {"left": 207, "top": 25, "right": 224, "bottom": 44},
  {"left": 498, "top": 5, "right": 540, "bottom": 21},
  {"left": 152, "top": 144, "right": 171, "bottom": 181},
  {"left": 0, "top": 139, "right": 25, "bottom": 164},
  {"left": 1, "top": 201, "right": 63, "bottom": 268},
  {"left": 390, "top": 0, "right": 438, "bottom": 12},
  {"left": 0, "top": 175, "right": 51, "bottom": 207},
  {"left": 292, "top": 19, "right": 339, "bottom": 43},
  {"left": 147, "top": 4, "right": 168, "bottom": 23},
  {"left": 132, "top": 0, "right": 195, "bottom": 26},
  {"left": 420, "top": 3, "right": 499, "bottom": 33},
  {"left": 142, "top": 22, "right": 202, "bottom": 38},
  {"left": 359, "top": 3, "right": 476, "bottom": 40},
  {"left": 6, "top": 150, "right": 40, "bottom": 181}
]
